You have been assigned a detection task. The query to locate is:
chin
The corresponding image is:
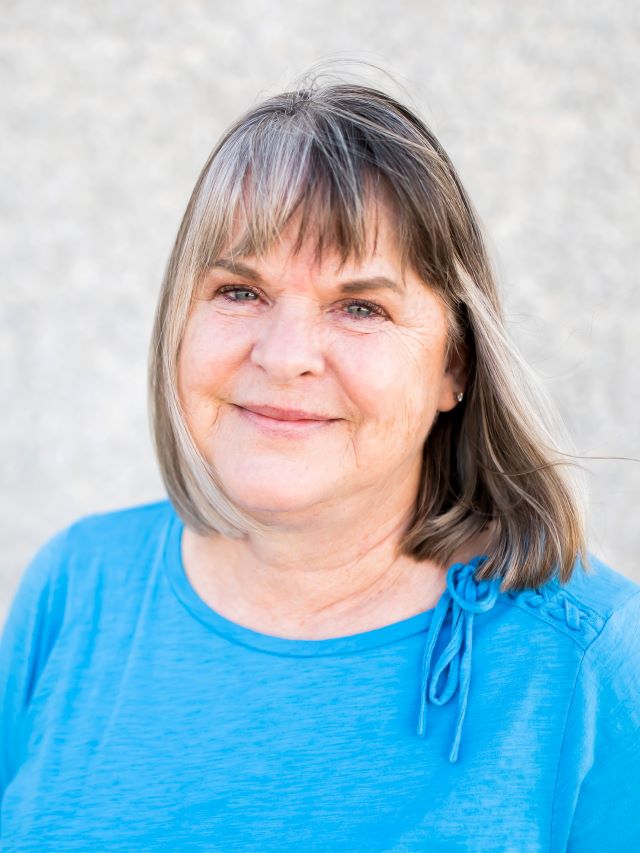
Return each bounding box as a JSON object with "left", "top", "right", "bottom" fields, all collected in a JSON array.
[
  {"left": 227, "top": 489, "right": 324, "bottom": 518},
  {"left": 208, "top": 448, "right": 346, "bottom": 515}
]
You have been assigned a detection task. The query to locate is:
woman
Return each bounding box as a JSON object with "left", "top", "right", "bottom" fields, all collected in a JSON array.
[{"left": 1, "top": 76, "right": 639, "bottom": 851}]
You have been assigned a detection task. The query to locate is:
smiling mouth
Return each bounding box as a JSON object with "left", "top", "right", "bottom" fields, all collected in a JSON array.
[
  {"left": 236, "top": 403, "right": 336, "bottom": 421},
  {"left": 234, "top": 405, "right": 338, "bottom": 436}
]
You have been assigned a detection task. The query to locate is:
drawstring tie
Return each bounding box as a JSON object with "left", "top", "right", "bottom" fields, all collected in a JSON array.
[{"left": 417, "top": 555, "right": 501, "bottom": 763}]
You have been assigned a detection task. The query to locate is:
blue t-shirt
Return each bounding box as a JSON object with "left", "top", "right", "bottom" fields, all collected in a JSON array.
[{"left": 1, "top": 500, "right": 640, "bottom": 851}]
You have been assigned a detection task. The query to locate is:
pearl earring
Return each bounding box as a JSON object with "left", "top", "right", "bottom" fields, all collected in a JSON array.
[{"left": 456, "top": 391, "right": 464, "bottom": 402}]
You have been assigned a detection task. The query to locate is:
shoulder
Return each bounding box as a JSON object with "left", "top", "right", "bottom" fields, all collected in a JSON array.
[
  {"left": 565, "top": 555, "right": 640, "bottom": 687},
  {"left": 559, "top": 552, "right": 640, "bottom": 619},
  {"left": 64, "top": 498, "right": 176, "bottom": 550},
  {"left": 13, "top": 499, "right": 177, "bottom": 606},
  {"left": 547, "top": 559, "right": 640, "bottom": 848},
  {"left": 502, "top": 552, "right": 640, "bottom": 659},
  {"left": 55, "top": 498, "right": 176, "bottom": 566},
  {"left": 3, "top": 499, "right": 178, "bottom": 668}
]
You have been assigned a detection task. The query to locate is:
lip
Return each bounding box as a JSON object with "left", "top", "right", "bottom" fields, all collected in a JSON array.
[
  {"left": 233, "top": 404, "right": 338, "bottom": 437},
  {"left": 236, "top": 404, "right": 336, "bottom": 421}
]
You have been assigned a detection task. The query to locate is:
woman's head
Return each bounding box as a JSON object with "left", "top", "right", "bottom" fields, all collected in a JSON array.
[{"left": 149, "top": 78, "right": 587, "bottom": 589}]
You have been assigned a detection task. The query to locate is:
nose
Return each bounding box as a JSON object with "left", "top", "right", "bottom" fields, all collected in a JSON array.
[{"left": 250, "top": 297, "right": 325, "bottom": 382}]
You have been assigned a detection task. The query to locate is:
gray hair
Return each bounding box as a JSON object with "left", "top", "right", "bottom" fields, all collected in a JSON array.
[{"left": 148, "top": 77, "right": 587, "bottom": 590}]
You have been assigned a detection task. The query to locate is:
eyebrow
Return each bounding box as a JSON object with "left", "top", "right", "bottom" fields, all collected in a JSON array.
[{"left": 209, "top": 258, "right": 405, "bottom": 295}]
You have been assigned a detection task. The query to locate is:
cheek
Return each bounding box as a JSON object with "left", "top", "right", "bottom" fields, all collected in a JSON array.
[
  {"left": 176, "top": 321, "right": 241, "bottom": 439},
  {"left": 178, "top": 313, "right": 246, "bottom": 396},
  {"left": 333, "top": 329, "right": 445, "bottom": 434},
  {"left": 177, "top": 331, "right": 208, "bottom": 409}
]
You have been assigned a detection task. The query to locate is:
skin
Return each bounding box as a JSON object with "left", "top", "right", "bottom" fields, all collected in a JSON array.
[{"left": 177, "top": 202, "right": 488, "bottom": 640}]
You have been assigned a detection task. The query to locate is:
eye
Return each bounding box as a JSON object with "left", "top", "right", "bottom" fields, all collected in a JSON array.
[
  {"left": 216, "top": 284, "right": 261, "bottom": 302},
  {"left": 213, "top": 285, "right": 389, "bottom": 322},
  {"left": 341, "top": 299, "right": 388, "bottom": 321}
]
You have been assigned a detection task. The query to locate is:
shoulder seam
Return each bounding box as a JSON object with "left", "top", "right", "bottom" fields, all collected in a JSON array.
[{"left": 498, "top": 595, "right": 597, "bottom": 650}]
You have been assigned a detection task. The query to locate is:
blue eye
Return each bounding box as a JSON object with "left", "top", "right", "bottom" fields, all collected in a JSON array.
[
  {"left": 214, "top": 285, "right": 388, "bottom": 321},
  {"left": 217, "top": 285, "right": 260, "bottom": 302},
  {"left": 342, "top": 299, "right": 387, "bottom": 320}
]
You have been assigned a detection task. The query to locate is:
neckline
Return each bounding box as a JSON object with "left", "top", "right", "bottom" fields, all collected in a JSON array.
[{"left": 161, "top": 506, "right": 454, "bottom": 657}]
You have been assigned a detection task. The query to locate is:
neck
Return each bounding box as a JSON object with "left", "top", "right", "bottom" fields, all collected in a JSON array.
[{"left": 180, "top": 482, "right": 492, "bottom": 640}]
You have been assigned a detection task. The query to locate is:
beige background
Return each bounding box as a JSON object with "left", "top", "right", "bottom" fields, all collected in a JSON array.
[{"left": 2, "top": 0, "right": 639, "bottom": 626}]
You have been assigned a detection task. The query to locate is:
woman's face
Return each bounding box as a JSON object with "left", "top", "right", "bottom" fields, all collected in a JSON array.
[{"left": 177, "top": 204, "right": 463, "bottom": 520}]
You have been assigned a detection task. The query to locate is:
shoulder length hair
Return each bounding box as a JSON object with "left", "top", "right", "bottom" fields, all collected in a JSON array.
[{"left": 148, "top": 77, "right": 587, "bottom": 591}]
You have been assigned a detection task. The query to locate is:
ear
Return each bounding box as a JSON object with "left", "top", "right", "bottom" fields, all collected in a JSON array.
[{"left": 436, "top": 344, "right": 467, "bottom": 413}]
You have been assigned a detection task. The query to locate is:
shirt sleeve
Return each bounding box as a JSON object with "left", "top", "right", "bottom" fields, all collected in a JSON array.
[
  {"left": 0, "top": 528, "right": 70, "bottom": 805},
  {"left": 552, "top": 589, "right": 640, "bottom": 851}
]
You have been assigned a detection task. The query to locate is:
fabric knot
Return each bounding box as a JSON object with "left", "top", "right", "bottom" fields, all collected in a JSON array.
[{"left": 416, "top": 555, "right": 501, "bottom": 763}]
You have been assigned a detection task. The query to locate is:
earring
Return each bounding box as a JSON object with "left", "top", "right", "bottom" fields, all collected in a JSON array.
[{"left": 456, "top": 391, "right": 464, "bottom": 402}]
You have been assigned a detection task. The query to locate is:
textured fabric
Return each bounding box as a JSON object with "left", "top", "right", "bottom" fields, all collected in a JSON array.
[{"left": 1, "top": 500, "right": 639, "bottom": 852}]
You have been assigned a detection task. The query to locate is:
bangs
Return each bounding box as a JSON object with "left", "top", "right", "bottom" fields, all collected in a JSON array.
[{"left": 197, "top": 111, "right": 414, "bottom": 276}]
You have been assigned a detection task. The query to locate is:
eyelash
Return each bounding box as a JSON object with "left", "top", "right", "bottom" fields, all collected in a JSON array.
[{"left": 214, "top": 284, "right": 389, "bottom": 320}]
